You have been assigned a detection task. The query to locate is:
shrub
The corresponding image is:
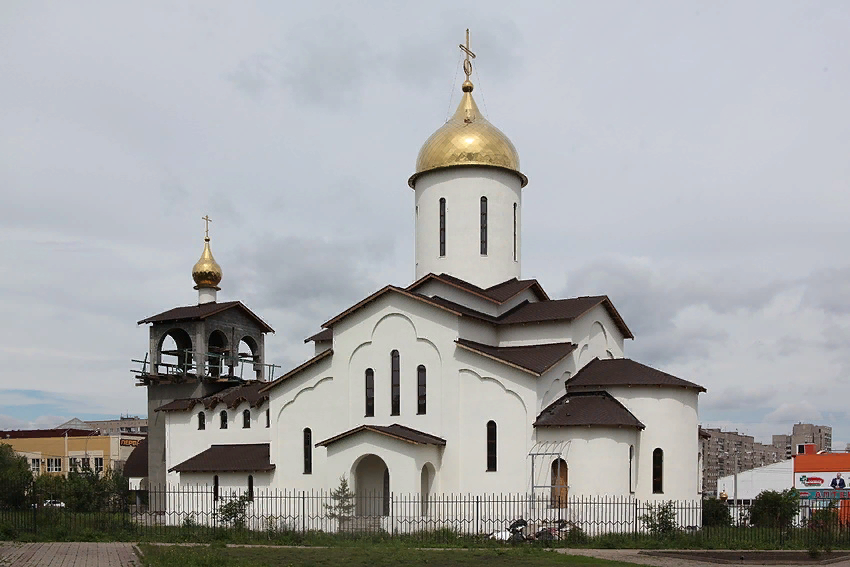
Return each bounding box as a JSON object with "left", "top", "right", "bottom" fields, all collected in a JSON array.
[
  {"left": 640, "top": 501, "right": 678, "bottom": 537},
  {"left": 749, "top": 489, "right": 799, "bottom": 529},
  {"left": 702, "top": 498, "right": 732, "bottom": 527},
  {"left": 216, "top": 493, "right": 250, "bottom": 529}
]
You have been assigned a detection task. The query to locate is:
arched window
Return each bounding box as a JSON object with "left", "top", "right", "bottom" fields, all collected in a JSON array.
[
  {"left": 243, "top": 409, "right": 251, "bottom": 429},
  {"left": 417, "top": 365, "right": 426, "bottom": 415},
  {"left": 439, "top": 198, "right": 446, "bottom": 257},
  {"left": 390, "top": 350, "right": 400, "bottom": 416},
  {"left": 265, "top": 408, "right": 270, "bottom": 428},
  {"left": 486, "top": 420, "right": 497, "bottom": 471},
  {"left": 219, "top": 411, "right": 227, "bottom": 429},
  {"left": 480, "top": 197, "right": 488, "bottom": 255},
  {"left": 652, "top": 448, "right": 663, "bottom": 494},
  {"left": 247, "top": 475, "right": 254, "bottom": 501},
  {"left": 365, "top": 368, "right": 375, "bottom": 417},
  {"left": 513, "top": 202, "right": 517, "bottom": 261},
  {"left": 303, "top": 428, "right": 312, "bottom": 474},
  {"left": 197, "top": 412, "right": 205, "bottom": 430},
  {"left": 213, "top": 475, "right": 219, "bottom": 501}
]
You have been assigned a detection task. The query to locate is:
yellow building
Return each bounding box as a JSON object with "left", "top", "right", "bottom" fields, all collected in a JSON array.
[{"left": 0, "top": 427, "right": 144, "bottom": 477}]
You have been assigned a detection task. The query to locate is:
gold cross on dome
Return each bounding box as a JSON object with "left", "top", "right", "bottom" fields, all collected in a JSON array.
[
  {"left": 459, "top": 28, "right": 476, "bottom": 78},
  {"left": 202, "top": 215, "right": 212, "bottom": 239}
]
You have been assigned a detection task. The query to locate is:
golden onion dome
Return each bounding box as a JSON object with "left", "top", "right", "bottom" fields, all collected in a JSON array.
[
  {"left": 408, "top": 80, "right": 527, "bottom": 188},
  {"left": 192, "top": 237, "right": 222, "bottom": 290}
]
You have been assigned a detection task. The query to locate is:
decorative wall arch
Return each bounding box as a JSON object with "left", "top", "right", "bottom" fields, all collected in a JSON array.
[
  {"left": 458, "top": 369, "right": 528, "bottom": 415},
  {"left": 276, "top": 376, "right": 334, "bottom": 422}
]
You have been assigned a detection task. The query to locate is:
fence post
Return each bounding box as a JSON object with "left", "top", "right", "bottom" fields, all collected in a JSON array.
[
  {"left": 300, "top": 491, "right": 305, "bottom": 533},
  {"left": 475, "top": 496, "right": 480, "bottom": 535},
  {"left": 31, "top": 483, "right": 37, "bottom": 535},
  {"left": 633, "top": 499, "right": 638, "bottom": 539}
]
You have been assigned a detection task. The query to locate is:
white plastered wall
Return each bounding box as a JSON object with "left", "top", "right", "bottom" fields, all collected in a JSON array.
[{"left": 414, "top": 167, "right": 522, "bottom": 288}]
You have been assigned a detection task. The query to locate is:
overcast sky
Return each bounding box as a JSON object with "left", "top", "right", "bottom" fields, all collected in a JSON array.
[{"left": 1, "top": 1, "right": 849, "bottom": 447}]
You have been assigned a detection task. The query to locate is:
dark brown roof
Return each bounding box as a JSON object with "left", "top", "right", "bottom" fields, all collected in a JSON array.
[
  {"left": 498, "top": 296, "right": 633, "bottom": 339},
  {"left": 169, "top": 443, "right": 274, "bottom": 473},
  {"left": 1, "top": 428, "right": 97, "bottom": 439},
  {"left": 156, "top": 381, "right": 270, "bottom": 412},
  {"left": 304, "top": 328, "right": 333, "bottom": 343},
  {"left": 122, "top": 438, "right": 148, "bottom": 478},
  {"left": 318, "top": 279, "right": 631, "bottom": 341},
  {"left": 406, "top": 273, "right": 549, "bottom": 304},
  {"left": 258, "top": 348, "right": 334, "bottom": 393},
  {"left": 456, "top": 339, "right": 577, "bottom": 376},
  {"left": 321, "top": 285, "right": 463, "bottom": 329},
  {"left": 535, "top": 391, "right": 645, "bottom": 429},
  {"left": 316, "top": 424, "right": 446, "bottom": 447},
  {"left": 567, "top": 358, "right": 706, "bottom": 392},
  {"left": 138, "top": 301, "right": 274, "bottom": 333}
]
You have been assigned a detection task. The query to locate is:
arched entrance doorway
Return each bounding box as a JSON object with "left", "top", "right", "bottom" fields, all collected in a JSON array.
[
  {"left": 354, "top": 455, "right": 389, "bottom": 517},
  {"left": 551, "top": 458, "right": 568, "bottom": 507}
]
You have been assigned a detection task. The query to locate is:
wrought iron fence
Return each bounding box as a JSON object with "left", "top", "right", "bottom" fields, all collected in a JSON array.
[{"left": 1, "top": 481, "right": 849, "bottom": 548}]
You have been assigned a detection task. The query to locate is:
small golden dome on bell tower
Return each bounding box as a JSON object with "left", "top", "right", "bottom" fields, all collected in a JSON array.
[{"left": 192, "top": 215, "right": 222, "bottom": 291}]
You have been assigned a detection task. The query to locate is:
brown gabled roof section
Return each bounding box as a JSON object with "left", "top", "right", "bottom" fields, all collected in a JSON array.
[
  {"left": 567, "top": 358, "right": 706, "bottom": 392},
  {"left": 258, "top": 348, "right": 334, "bottom": 393},
  {"left": 315, "top": 277, "right": 631, "bottom": 342},
  {"left": 304, "top": 328, "right": 333, "bottom": 343},
  {"left": 321, "top": 285, "right": 462, "bottom": 329},
  {"left": 138, "top": 301, "right": 274, "bottom": 333},
  {"left": 316, "top": 424, "right": 446, "bottom": 448},
  {"left": 406, "top": 273, "right": 549, "bottom": 304},
  {"left": 534, "top": 391, "right": 645, "bottom": 429},
  {"left": 156, "top": 381, "right": 270, "bottom": 412},
  {"left": 169, "top": 443, "right": 274, "bottom": 473},
  {"left": 498, "top": 296, "right": 633, "bottom": 339},
  {"left": 455, "top": 339, "right": 577, "bottom": 376}
]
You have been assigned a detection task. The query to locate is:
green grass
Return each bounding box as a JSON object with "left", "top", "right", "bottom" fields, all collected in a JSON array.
[{"left": 137, "top": 544, "right": 641, "bottom": 567}]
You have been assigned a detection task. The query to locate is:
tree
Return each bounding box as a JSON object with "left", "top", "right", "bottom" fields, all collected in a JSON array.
[
  {"left": 0, "top": 443, "right": 32, "bottom": 509},
  {"left": 749, "top": 489, "right": 800, "bottom": 529},
  {"left": 702, "top": 497, "right": 732, "bottom": 527},
  {"left": 324, "top": 475, "right": 356, "bottom": 531}
]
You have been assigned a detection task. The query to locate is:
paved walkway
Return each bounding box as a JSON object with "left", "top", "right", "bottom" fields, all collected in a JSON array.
[{"left": 0, "top": 542, "right": 140, "bottom": 566}]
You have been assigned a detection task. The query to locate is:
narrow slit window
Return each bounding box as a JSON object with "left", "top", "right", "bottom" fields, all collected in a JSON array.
[
  {"left": 513, "top": 202, "right": 517, "bottom": 261},
  {"left": 220, "top": 410, "right": 227, "bottom": 429},
  {"left": 365, "top": 368, "right": 375, "bottom": 417},
  {"left": 652, "top": 448, "right": 663, "bottom": 494},
  {"left": 198, "top": 412, "right": 205, "bottom": 430},
  {"left": 439, "top": 198, "right": 446, "bottom": 257},
  {"left": 303, "top": 428, "right": 312, "bottom": 474},
  {"left": 486, "top": 420, "right": 497, "bottom": 471},
  {"left": 480, "top": 196, "right": 488, "bottom": 255},
  {"left": 265, "top": 408, "right": 270, "bottom": 428},
  {"left": 213, "top": 475, "right": 219, "bottom": 501},
  {"left": 390, "top": 350, "right": 400, "bottom": 416},
  {"left": 417, "top": 365, "right": 426, "bottom": 415},
  {"left": 243, "top": 409, "right": 251, "bottom": 429},
  {"left": 247, "top": 475, "right": 254, "bottom": 501}
]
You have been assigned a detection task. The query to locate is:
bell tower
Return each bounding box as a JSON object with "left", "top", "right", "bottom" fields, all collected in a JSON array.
[
  {"left": 408, "top": 30, "right": 527, "bottom": 289},
  {"left": 132, "top": 216, "right": 275, "bottom": 505}
]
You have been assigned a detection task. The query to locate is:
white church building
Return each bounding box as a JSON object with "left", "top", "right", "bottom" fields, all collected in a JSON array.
[{"left": 135, "top": 39, "right": 706, "bottom": 524}]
